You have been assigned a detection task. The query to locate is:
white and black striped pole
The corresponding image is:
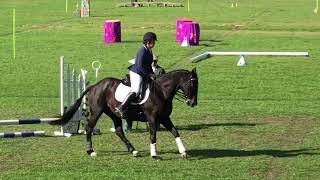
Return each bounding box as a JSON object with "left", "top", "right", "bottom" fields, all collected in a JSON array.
[
  {"left": 0, "top": 131, "right": 45, "bottom": 138},
  {"left": 0, "top": 118, "right": 60, "bottom": 125}
]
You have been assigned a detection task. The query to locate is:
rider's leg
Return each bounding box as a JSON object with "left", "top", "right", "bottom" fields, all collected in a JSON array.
[
  {"left": 115, "top": 71, "right": 142, "bottom": 117},
  {"left": 129, "top": 71, "right": 142, "bottom": 96},
  {"left": 115, "top": 92, "right": 136, "bottom": 118}
]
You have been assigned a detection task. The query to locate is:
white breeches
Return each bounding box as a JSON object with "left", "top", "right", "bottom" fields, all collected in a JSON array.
[{"left": 129, "top": 71, "right": 142, "bottom": 96}]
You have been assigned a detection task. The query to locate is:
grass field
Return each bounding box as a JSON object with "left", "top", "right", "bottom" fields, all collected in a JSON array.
[{"left": 1, "top": 0, "right": 320, "bottom": 179}]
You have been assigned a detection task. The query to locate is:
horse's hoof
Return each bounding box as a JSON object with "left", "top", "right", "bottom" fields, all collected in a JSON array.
[
  {"left": 132, "top": 150, "right": 139, "bottom": 157},
  {"left": 181, "top": 152, "right": 188, "bottom": 159},
  {"left": 90, "top": 152, "right": 97, "bottom": 157},
  {"left": 152, "top": 156, "right": 162, "bottom": 161},
  {"left": 87, "top": 150, "right": 97, "bottom": 157}
]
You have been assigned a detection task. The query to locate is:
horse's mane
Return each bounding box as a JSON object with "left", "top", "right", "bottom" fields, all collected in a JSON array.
[
  {"left": 157, "top": 69, "right": 190, "bottom": 80},
  {"left": 146, "top": 70, "right": 185, "bottom": 98},
  {"left": 149, "top": 69, "right": 191, "bottom": 99}
]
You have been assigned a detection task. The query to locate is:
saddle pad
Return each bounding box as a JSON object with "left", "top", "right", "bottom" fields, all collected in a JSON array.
[{"left": 115, "top": 83, "right": 150, "bottom": 105}]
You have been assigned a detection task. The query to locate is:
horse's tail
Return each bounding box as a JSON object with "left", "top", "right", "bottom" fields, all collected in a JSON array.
[{"left": 49, "top": 85, "right": 93, "bottom": 125}]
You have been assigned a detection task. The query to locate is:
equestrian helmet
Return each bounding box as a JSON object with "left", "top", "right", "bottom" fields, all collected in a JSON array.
[{"left": 143, "top": 32, "right": 157, "bottom": 43}]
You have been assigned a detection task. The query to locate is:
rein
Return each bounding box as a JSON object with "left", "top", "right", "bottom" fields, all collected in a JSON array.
[
  {"left": 174, "top": 90, "right": 186, "bottom": 102},
  {"left": 155, "top": 70, "right": 198, "bottom": 103},
  {"left": 174, "top": 77, "right": 198, "bottom": 103}
]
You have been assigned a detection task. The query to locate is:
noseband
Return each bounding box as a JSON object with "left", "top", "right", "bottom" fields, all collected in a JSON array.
[{"left": 182, "top": 77, "right": 198, "bottom": 103}]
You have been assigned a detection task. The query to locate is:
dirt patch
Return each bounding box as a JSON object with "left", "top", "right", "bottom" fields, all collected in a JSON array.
[
  {"left": 261, "top": 116, "right": 314, "bottom": 179},
  {"left": 0, "top": 155, "right": 18, "bottom": 172},
  {"left": 263, "top": 117, "right": 311, "bottom": 146}
]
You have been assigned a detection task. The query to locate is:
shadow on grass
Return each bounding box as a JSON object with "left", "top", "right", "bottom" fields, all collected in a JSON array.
[
  {"left": 124, "top": 122, "right": 258, "bottom": 133},
  {"left": 97, "top": 150, "right": 151, "bottom": 157},
  {"left": 177, "top": 123, "right": 258, "bottom": 131},
  {"left": 90, "top": 14, "right": 125, "bottom": 18},
  {"left": 198, "top": 39, "right": 228, "bottom": 47},
  {"left": 121, "top": 40, "right": 143, "bottom": 43},
  {"left": 98, "top": 150, "right": 135, "bottom": 156},
  {"left": 188, "top": 148, "right": 319, "bottom": 159}
]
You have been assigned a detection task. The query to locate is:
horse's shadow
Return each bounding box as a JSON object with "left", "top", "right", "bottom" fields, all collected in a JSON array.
[
  {"left": 95, "top": 148, "right": 318, "bottom": 160},
  {"left": 188, "top": 148, "right": 319, "bottom": 159},
  {"left": 177, "top": 122, "right": 258, "bottom": 131}
]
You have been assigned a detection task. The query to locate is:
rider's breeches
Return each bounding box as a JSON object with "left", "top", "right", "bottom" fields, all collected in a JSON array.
[{"left": 129, "top": 71, "right": 142, "bottom": 96}]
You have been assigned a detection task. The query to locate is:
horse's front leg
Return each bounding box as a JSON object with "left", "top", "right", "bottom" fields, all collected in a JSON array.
[
  {"left": 106, "top": 110, "right": 138, "bottom": 157},
  {"left": 148, "top": 116, "right": 161, "bottom": 160},
  {"left": 161, "top": 116, "right": 187, "bottom": 158}
]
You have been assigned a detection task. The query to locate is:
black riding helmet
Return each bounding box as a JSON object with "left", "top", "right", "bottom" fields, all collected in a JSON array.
[{"left": 143, "top": 32, "right": 157, "bottom": 44}]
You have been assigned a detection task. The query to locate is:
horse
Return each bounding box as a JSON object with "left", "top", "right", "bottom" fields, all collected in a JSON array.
[{"left": 51, "top": 68, "right": 198, "bottom": 159}]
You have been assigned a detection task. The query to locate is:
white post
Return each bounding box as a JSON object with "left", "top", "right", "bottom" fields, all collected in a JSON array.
[
  {"left": 60, "top": 56, "right": 64, "bottom": 116},
  {"left": 66, "top": 64, "right": 71, "bottom": 107},
  {"left": 13, "top": 8, "right": 16, "bottom": 59},
  {"left": 56, "top": 56, "right": 73, "bottom": 137},
  {"left": 73, "top": 69, "right": 77, "bottom": 103}
]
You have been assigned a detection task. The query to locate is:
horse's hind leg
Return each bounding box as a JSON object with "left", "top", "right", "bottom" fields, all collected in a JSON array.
[
  {"left": 105, "top": 110, "right": 138, "bottom": 157},
  {"left": 85, "top": 108, "right": 103, "bottom": 156},
  {"left": 161, "top": 116, "right": 187, "bottom": 158}
]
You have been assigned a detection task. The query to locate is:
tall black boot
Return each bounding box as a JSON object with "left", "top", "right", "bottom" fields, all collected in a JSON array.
[{"left": 115, "top": 92, "right": 136, "bottom": 118}]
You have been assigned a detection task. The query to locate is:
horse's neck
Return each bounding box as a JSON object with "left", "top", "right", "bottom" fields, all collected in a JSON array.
[{"left": 157, "top": 73, "right": 185, "bottom": 100}]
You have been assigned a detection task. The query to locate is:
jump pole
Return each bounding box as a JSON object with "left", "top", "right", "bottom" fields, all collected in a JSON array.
[
  {"left": 0, "top": 56, "right": 88, "bottom": 138},
  {"left": 0, "top": 131, "right": 45, "bottom": 138},
  {"left": 191, "top": 51, "right": 310, "bottom": 63},
  {"left": 0, "top": 118, "right": 58, "bottom": 138},
  {"left": 0, "top": 118, "right": 60, "bottom": 125}
]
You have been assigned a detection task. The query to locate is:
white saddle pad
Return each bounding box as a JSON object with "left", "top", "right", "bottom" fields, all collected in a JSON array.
[{"left": 115, "top": 83, "right": 150, "bottom": 105}]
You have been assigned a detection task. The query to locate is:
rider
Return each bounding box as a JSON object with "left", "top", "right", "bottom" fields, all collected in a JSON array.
[
  {"left": 115, "top": 32, "right": 157, "bottom": 118},
  {"left": 124, "top": 54, "right": 165, "bottom": 132}
]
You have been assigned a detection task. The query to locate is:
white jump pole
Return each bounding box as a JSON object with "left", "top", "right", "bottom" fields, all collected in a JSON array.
[
  {"left": 191, "top": 51, "right": 310, "bottom": 63},
  {"left": 207, "top": 51, "right": 309, "bottom": 56}
]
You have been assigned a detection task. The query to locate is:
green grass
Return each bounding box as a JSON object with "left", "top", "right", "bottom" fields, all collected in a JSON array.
[{"left": 1, "top": 0, "right": 320, "bottom": 179}]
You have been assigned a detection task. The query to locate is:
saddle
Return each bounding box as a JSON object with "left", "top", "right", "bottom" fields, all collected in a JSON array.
[
  {"left": 121, "top": 74, "right": 148, "bottom": 101},
  {"left": 115, "top": 75, "right": 150, "bottom": 105}
]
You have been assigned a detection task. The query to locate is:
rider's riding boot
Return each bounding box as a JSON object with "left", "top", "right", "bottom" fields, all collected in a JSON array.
[{"left": 115, "top": 92, "right": 136, "bottom": 118}]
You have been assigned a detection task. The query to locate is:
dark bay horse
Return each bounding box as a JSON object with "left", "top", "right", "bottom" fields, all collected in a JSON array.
[{"left": 51, "top": 68, "right": 198, "bottom": 159}]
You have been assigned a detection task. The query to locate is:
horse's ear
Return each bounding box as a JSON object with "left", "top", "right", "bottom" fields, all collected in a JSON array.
[{"left": 192, "top": 67, "right": 197, "bottom": 74}]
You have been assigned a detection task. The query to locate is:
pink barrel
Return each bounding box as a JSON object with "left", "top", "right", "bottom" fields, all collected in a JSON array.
[
  {"left": 191, "top": 22, "right": 200, "bottom": 45},
  {"left": 176, "top": 18, "right": 192, "bottom": 43},
  {"left": 183, "top": 22, "right": 200, "bottom": 46},
  {"left": 104, "top": 20, "right": 121, "bottom": 43}
]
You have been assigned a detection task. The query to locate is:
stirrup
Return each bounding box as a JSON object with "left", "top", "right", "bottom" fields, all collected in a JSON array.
[{"left": 115, "top": 106, "right": 125, "bottom": 118}]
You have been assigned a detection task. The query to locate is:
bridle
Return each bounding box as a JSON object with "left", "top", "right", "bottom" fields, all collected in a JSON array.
[{"left": 175, "top": 77, "right": 198, "bottom": 103}]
